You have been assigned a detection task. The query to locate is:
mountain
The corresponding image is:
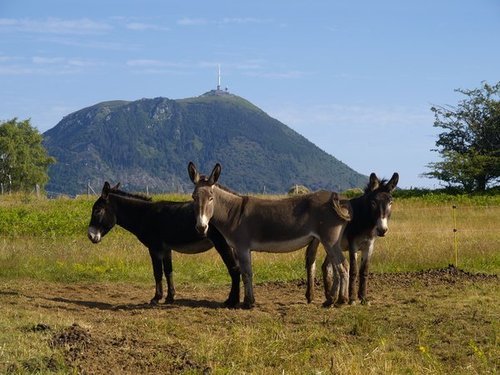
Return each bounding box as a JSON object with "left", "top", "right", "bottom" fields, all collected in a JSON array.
[{"left": 43, "top": 90, "right": 367, "bottom": 195}]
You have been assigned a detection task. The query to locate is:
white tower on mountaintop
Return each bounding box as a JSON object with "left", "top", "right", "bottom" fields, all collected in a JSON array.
[{"left": 217, "top": 64, "right": 221, "bottom": 91}]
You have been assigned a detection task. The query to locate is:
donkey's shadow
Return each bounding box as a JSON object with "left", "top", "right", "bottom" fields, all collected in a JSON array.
[{"left": 47, "top": 296, "right": 227, "bottom": 311}]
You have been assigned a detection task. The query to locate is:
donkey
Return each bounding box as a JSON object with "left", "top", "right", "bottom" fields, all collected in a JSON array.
[
  {"left": 305, "top": 172, "right": 398, "bottom": 305},
  {"left": 188, "top": 162, "right": 352, "bottom": 309},
  {"left": 87, "top": 182, "right": 240, "bottom": 306}
]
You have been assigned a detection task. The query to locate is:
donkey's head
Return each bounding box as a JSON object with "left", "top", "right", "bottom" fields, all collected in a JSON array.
[
  {"left": 188, "top": 162, "right": 221, "bottom": 236},
  {"left": 87, "top": 181, "right": 120, "bottom": 243},
  {"left": 365, "top": 172, "right": 399, "bottom": 237}
]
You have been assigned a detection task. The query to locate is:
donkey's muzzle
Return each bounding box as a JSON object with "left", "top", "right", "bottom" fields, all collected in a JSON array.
[
  {"left": 87, "top": 227, "right": 102, "bottom": 243},
  {"left": 195, "top": 224, "right": 209, "bottom": 237}
]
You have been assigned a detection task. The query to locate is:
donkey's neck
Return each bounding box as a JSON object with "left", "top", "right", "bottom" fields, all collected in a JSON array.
[
  {"left": 111, "top": 194, "right": 152, "bottom": 236},
  {"left": 211, "top": 186, "right": 244, "bottom": 232},
  {"left": 350, "top": 195, "right": 376, "bottom": 232}
]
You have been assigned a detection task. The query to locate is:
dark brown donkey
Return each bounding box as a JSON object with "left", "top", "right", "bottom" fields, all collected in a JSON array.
[
  {"left": 87, "top": 182, "right": 240, "bottom": 306},
  {"left": 188, "top": 162, "right": 352, "bottom": 309},
  {"left": 305, "top": 172, "right": 398, "bottom": 305}
]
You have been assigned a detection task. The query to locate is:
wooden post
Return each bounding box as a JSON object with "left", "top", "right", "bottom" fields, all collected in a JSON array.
[{"left": 452, "top": 205, "right": 458, "bottom": 267}]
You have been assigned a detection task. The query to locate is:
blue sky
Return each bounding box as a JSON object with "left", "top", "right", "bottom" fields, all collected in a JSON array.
[{"left": 1, "top": 0, "right": 499, "bottom": 189}]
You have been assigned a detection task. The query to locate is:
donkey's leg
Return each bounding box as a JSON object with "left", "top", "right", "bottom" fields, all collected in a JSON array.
[
  {"left": 163, "top": 248, "right": 175, "bottom": 304},
  {"left": 209, "top": 229, "right": 241, "bottom": 307},
  {"left": 321, "top": 257, "right": 334, "bottom": 307},
  {"left": 323, "top": 242, "right": 349, "bottom": 307},
  {"left": 305, "top": 239, "right": 320, "bottom": 303},
  {"left": 348, "top": 245, "right": 359, "bottom": 305},
  {"left": 238, "top": 249, "right": 255, "bottom": 309},
  {"left": 149, "top": 248, "right": 164, "bottom": 305},
  {"left": 337, "top": 248, "right": 350, "bottom": 306},
  {"left": 358, "top": 239, "right": 375, "bottom": 305}
]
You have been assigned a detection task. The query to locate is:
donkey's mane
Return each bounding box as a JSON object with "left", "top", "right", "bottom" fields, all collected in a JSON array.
[
  {"left": 109, "top": 188, "right": 152, "bottom": 202},
  {"left": 215, "top": 183, "right": 242, "bottom": 196},
  {"left": 197, "top": 175, "right": 243, "bottom": 197}
]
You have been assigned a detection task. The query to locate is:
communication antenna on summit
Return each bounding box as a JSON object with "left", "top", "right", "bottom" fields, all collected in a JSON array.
[{"left": 217, "top": 64, "right": 221, "bottom": 91}]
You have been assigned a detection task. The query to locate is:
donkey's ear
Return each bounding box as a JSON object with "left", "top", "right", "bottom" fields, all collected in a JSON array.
[
  {"left": 368, "top": 173, "right": 380, "bottom": 191},
  {"left": 208, "top": 163, "right": 222, "bottom": 185},
  {"left": 188, "top": 162, "right": 200, "bottom": 184},
  {"left": 102, "top": 181, "right": 111, "bottom": 199},
  {"left": 386, "top": 173, "right": 399, "bottom": 192},
  {"left": 112, "top": 182, "right": 120, "bottom": 190}
]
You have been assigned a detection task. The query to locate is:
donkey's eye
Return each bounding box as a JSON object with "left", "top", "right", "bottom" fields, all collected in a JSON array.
[{"left": 209, "top": 197, "right": 214, "bottom": 202}]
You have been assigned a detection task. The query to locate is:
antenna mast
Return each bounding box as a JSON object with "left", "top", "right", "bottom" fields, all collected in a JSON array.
[{"left": 217, "top": 64, "right": 221, "bottom": 91}]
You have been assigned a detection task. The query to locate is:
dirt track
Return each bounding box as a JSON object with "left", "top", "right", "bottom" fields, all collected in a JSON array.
[{"left": 1, "top": 266, "right": 497, "bottom": 374}]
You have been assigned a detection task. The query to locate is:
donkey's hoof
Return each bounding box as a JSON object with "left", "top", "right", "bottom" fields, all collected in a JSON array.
[
  {"left": 164, "top": 296, "right": 175, "bottom": 304},
  {"left": 322, "top": 300, "right": 334, "bottom": 308},
  {"left": 150, "top": 298, "right": 160, "bottom": 305},
  {"left": 242, "top": 299, "right": 255, "bottom": 309},
  {"left": 349, "top": 299, "right": 357, "bottom": 306},
  {"left": 360, "top": 299, "right": 371, "bottom": 306},
  {"left": 305, "top": 291, "right": 314, "bottom": 304},
  {"left": 337, "top": 297, "right": 349, "bottom": 305}
]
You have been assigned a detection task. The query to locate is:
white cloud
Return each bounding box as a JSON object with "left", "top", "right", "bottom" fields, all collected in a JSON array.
[
  {"left": 42, "top": 36, "right": 138, "bottom": 51},
  {"left": 0, "top": 55, "right": 20, "bottom": 63},
  {"left": 0, "top": 54, "right": 104, "bottom": 76},
  {"left": 32, "top": 56, "right": 65, "bottom": 64},
  {"left": 221, "top": 17, "right": 269, "bottom": 24},
  {"left": 270, "top": 103, "right": 431, "bottom": 128},
  {"left": 126, "top": 22, "right": 169, "bottom": 31},
  {"left": 177, "top": 18, "right": 208, "bottom": 26},
  {"left": 126, "top": 59, "right": 186, "bottom": 68},
  {"left": 0, "top": 17, "right": 112, "bottom": 35},
  {"left": 176, "top": 16, "right": 272, "bottom": 27}
]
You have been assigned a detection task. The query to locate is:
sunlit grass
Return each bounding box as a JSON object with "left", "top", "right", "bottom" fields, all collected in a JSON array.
[{"left": 0, "top": 193, "right": 498, "bottom": 286}]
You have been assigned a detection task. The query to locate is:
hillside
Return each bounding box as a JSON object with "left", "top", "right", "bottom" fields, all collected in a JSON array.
[{"left": 43, "top": 90, "right": 367, "bottom": 195}]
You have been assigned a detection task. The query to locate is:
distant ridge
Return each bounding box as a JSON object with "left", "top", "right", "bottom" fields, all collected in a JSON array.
[{"left": 43, "top": 92, "right": 367, "bottom": 195}]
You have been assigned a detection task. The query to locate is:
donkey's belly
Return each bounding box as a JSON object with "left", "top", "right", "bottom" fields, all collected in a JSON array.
[
  {"left": 172, "top": 239, "right": 213, "bottom": 254},
  {"left": 250, "top": 235, "right": 314, "bottom": 253}
]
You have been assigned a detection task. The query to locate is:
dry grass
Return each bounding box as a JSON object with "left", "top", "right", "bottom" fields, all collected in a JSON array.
[{"left": 374, "top": 201, "right": 500, "bottom": 274}]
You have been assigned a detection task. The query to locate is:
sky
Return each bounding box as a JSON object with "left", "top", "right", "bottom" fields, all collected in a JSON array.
[{"left": 1, "top": 0, "right": 499, "bottom": 189}]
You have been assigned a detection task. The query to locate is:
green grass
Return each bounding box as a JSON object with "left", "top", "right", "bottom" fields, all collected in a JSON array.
[{"left": 0, "top": 192, "right": 498, "bottom": 284}]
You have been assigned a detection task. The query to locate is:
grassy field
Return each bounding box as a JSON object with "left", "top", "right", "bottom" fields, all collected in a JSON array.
[{"left": 0, "top": 192, "right": 498, "bottom": 373}]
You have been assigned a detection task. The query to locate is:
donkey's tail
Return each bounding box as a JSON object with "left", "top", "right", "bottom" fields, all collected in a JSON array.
[{"left": 330, "top": 192, "right": 352, "bottom": 221}]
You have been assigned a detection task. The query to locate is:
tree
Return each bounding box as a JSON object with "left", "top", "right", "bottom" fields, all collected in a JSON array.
[
  {"left": 424, "top": 81, "right": 500, "bottom": 191},
  {"left": 0, "top": 118, "right": 55, "bottom": 192}
]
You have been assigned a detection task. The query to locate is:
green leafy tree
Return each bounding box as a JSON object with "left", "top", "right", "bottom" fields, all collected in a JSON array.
[
  {"left": 424, "top": 81, "right": 500, "bottom": 191},
  {"left": 0, "top": 118, "right": 55, "bottom": 192}
]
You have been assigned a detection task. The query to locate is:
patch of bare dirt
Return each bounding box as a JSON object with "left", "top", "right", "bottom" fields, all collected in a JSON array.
[
  {"left": 371, "top": 264, "right": 497, "bottom": 288},
  {"left": 296, "top": 264, "right": 497, "bottom": 290},
  {"left": 48, "top": 323, "right": 209, "bottom": 374}
]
